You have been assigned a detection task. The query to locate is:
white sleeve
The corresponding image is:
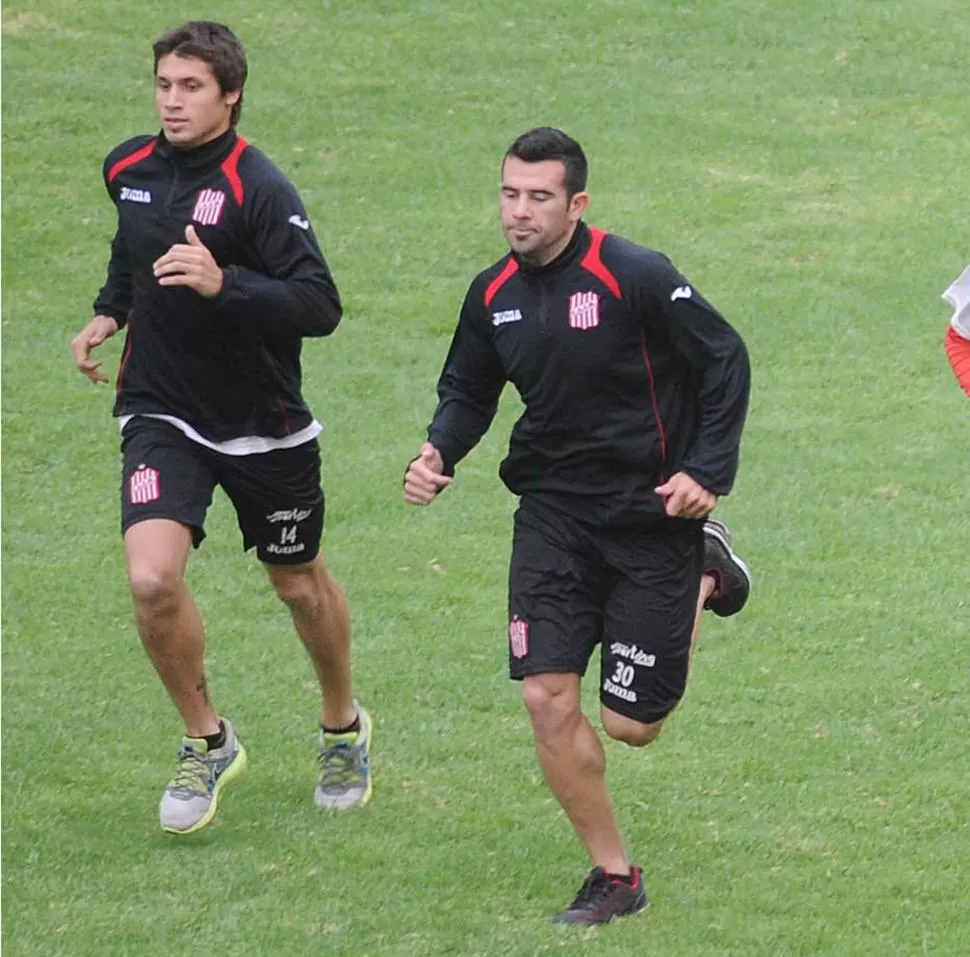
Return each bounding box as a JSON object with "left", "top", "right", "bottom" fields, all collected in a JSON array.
[{"left": 942, "top": 265, "right": 970, "bottom": 340}]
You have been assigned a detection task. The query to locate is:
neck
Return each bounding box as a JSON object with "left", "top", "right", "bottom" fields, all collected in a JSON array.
[
  {"left": 170, "top": 123, "right": 233, "bottom": 151},
  {"left": 519, "top": 222, "right": 581, "bottom": 267}
]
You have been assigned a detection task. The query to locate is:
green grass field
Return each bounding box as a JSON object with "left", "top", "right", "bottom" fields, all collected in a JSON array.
[{"left": 3, "top": 1, "right": 968, "bottom": 954}]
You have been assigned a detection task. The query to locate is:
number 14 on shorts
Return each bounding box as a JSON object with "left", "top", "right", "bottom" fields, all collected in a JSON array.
[{"left": 265, "top": 522, "right": 305, "bottom": 557}]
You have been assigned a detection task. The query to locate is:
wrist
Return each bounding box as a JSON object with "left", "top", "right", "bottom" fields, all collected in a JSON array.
[
  {"left": 210, "top": 267, "right": 230, "bottom": 303},
  {"left": 95, "top": 314, "right": 121, "bottom": 335}
]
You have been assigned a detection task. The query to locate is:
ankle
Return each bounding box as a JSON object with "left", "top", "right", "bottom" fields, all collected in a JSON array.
[{"left": 322, "top": 712, "right": 360, "bottom": 736}]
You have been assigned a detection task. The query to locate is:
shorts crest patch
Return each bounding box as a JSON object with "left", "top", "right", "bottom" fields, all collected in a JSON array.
[
  {"left": 129, "top": 465, "right": 161, "bottom": 504},
  {"left": 509, "top": 616, "right": 529, "bottom": 659}
]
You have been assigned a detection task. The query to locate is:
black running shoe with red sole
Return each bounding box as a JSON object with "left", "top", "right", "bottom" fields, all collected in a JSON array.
[
  {"left": 552, "top": 866, "right": 648, "bottom": 925},
  {"left": 703, "top": 518, "right": 752, "bottom": 617}
]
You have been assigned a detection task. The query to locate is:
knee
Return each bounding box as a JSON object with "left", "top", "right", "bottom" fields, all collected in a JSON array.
[
  {"left": 128, "top": 564, "right": 182, "bottom": 615},
  {"left": 270, "top": 567, "right": 324, "bottom": 618},
  {"left": 521, "top": 675, "right": 579, "bottom": 735},
  {"left": 601, "top": 710, "right": 664, "bottom": 748},
  {"left": 521, "top": 677, "right": 555, "bottom": 719}
]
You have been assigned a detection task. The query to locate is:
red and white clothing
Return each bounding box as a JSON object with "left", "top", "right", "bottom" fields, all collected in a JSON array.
[{"left": 942, "top": 265, "right": 970, "bottom": 397}]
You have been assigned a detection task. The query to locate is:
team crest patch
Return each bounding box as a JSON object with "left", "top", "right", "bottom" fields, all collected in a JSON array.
[
  {"left": 509, "top": 617, "right": 529, "bottom": 659},
  {"left": 191, "top": 189, "right": 226, "bottom": 226},
  {"left": 129, "top": 465, "right": 160, "bottom": 504},
  {"left": 568, "top": 291, "right": 600, "bottom": 330}
]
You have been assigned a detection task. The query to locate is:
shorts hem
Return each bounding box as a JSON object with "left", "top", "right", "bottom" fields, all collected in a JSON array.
[
  {"left": 121, "top": 513, "right": 205, "bottom": 548},
  {"left": 509, "top": 664, "right": 587, "bottom": 681},
  {"left": 255, "top": 545, "right": 321, "bottom": 566},
  {"left": 600, "top": 694, "right": 680, "bottom": 725}
]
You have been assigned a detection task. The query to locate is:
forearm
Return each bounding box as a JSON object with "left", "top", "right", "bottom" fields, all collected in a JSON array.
[
  {"left": 681, "top": 348, "right": 751, "bottom": 493},
  {"left": 94, "top": 231, "right": 133, "bottom": 327},
  {"left": 214, "top": 266, "right": 342, "bottom": 337},
  {"left": 427, "top": 396, "right": 498, "bottom": 474}
]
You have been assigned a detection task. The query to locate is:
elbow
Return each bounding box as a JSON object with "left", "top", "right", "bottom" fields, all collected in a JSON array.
[
  {"left": 734, "top": 335, "right": 751, "bottom": 375},
  {"left": 301, "top": 294, "right": 342, "bottom": 337},
  {"left": 315, "top": 310, "right": 343, "bottom": 337}
]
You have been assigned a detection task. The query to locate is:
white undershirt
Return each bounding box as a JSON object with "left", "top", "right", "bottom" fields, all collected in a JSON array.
[
  {"left": 118, "top": 413, "right": 322, "bottom": 455},
  {"left": 942, "top": 264, "right": 970, "bottom": 341}
]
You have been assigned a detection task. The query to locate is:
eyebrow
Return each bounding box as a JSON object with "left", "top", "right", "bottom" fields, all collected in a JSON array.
[
  {"left": 155, "top": 73, "right": 207, "bottom": 83},
  {"left": 502, "top": 186, "right": 556, "bottom": 197}
]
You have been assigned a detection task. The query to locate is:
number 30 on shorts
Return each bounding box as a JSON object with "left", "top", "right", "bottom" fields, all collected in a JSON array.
[{"left": 610, "top": 661, "right": 636, "bottom": 689}]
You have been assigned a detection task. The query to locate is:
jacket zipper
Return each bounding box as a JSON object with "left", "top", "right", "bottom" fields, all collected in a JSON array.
[
  {"left": 164, "top": 166, "right": 180, "bottom": 219},
  {"left": 537, "top": 280, "right": 550, "bottom": 335}
]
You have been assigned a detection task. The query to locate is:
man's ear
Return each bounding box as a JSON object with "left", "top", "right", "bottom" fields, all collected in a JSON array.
[{"left": 569, "top": 191, "right": 590, "bottom": 221}]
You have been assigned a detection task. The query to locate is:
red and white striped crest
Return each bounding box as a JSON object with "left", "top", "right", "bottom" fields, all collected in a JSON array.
[
  {"left": 129, "top": 466, "right": 161, "bottom": 505},
  {"left": 191, "top": 189, "right": 226, "bottom": 226},
  {"left": 509, "top": 617, "right": 529, "bottom": 659},
  {"left": 568, "top": 291, "right": 600, "bottom": 330}
]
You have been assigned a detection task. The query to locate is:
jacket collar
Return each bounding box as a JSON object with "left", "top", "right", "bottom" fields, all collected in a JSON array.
[
  {"left": 513, "top": 221, "right": 590, "bottom": 278},
  {"left": 154, "top": 127, "right": 239, "bottom": 171}
]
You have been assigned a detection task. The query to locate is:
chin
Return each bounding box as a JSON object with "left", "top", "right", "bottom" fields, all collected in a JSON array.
[
  {"left": 507, "top": 237, "right": 537, "bottom": 256},
  {"left": 166, "top": 129, "right": 199, "bottom": 147}
]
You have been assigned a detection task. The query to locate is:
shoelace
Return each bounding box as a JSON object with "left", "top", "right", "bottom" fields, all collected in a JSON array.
[
  {"left": 567, "top": 870, "right": 612, "bottom": 910},
  {"left": 317, "top": 741, "right": 362, "bottom": 788},
  {"left": 169, "top": 748, "right": 214, "bottom": 797}
]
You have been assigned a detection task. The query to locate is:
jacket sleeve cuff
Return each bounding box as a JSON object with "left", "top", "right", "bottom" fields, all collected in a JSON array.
[
  {"left": 212, "top": 267, "right": 235, "bottom": 309},
  {"left": 95, "top": 307, "right": 129, "bottom": 329},
  {"left": 427, "top": 433, "right": 459, "bottom": 477},
  {"left": 680, "top": 465, "right": 731, "bottom": 497}
]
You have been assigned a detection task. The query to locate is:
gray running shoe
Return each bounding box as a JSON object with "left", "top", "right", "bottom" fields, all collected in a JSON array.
[
  {"left": 315, "top": 703, "right": 372, "bottom": 810},
  {"left": 159, "top": 719, "right": 247, "bottom": 835},
  {"left": 703, "top": 518, "right": 753, "bottom": 617}
]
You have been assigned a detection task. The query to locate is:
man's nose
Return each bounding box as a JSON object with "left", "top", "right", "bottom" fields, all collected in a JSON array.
[{"left": 513, "top": 197, "right": 532, "bottom": 218}]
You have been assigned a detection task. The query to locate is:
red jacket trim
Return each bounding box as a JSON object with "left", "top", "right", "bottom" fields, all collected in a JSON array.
[
  {"left": 107, "top": 139, "right": 157, "bottom": 183},
  {"left": 580, "top": 227, "right": 622, "bottom": 299},
  {"left": 484, "top": 257, "right": 520, "bottom": 307},
  {"left": 221, "top": 136, "right": 249, "bottom": 205}
]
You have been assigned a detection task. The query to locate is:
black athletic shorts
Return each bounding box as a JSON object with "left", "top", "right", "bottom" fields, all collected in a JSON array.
[
  {"left": 507, "top": 497, "right": 703, "bottom": 724},
  {"left": 120, "top": 417, "right": 324, "bottom": 565}
]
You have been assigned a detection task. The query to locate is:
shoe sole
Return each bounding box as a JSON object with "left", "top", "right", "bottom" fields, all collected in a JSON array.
[
  {"left": 553, "top": 896, "right": 650, "bottom": 925},
  {"left": 356, "top": 711, "right": 374, "bottom": 809},
  {"left": 704, "top": 523, "right": 753, "bottom": 591},
  {"left": 317, "top": 766, "right": 373, "bottom": 810},
  {"left": 162, "top": 743, "right": 249, "bottom": 836}
]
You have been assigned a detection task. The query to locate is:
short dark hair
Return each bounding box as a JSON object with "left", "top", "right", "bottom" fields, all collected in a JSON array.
[
  {"left": 153, "top": 21, "right": 248, "bottom": 126},
  {"left": 504, "top": 127, "right": 588, "bottom": 198}
]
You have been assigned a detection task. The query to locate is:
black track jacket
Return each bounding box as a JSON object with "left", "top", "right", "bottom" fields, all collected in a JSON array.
[
  {"left": 93, "top": 128, "right": 341, "bottom": 443},
  {"left": 427, "top": 222, "right": 750, "bottom": 526}
]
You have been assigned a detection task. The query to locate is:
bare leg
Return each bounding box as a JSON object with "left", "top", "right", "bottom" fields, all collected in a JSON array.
[
  {"left": 522, "top": 673, "right": 630, "bottom": 875},
  {"left": 125, "top": 519, "right": 219, "bottom": 737},
  {"left": 691, "top": 573, "right": 717, "bottom": 658},
  {"left": 265, "top": 554, "right": 356, "bottom": 729}
]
